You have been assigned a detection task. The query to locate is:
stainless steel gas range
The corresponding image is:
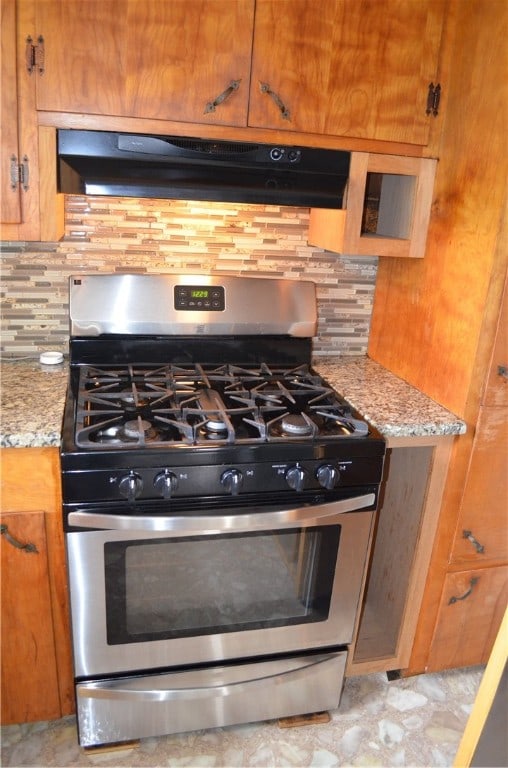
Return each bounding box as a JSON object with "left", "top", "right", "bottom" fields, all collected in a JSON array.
[{"left": 60, "top": 273, "right": 385, "bottom": 748}]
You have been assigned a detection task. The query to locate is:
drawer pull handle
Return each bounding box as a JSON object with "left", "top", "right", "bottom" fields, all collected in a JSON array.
[
  {"left": 448, "top": 576, "right": 479, "bottom": 604},
  {"left": 497, "top": 365, "right": 508, "bottom": 379},
  {"left": 204, "top": 79, "right": 241, "bottom": 114},
  {"left": 462, "top": 529, "right": 485, "bottom": 554},
  {"left": 0, "top": 524, "right": 38, "bottom": 554},
  {"left": 259, "top": 82, "right": 291, "bottom": 120}
]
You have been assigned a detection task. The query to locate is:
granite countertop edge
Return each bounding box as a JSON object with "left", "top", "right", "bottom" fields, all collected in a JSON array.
[{"left": 0, "top": 356, "right": 466, "bottom": 449}]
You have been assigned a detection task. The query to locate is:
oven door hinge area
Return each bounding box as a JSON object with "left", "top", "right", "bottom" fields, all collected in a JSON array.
[
  {"left": 25, "top": 34, "right": 44, "bottom": 75},
  {"left": 9, "top": 155, "right": 30, "bottom": 192}
]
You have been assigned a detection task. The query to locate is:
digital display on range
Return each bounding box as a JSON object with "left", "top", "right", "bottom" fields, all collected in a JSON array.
[{"left": 174, "top": 285, "right": 225, "bottom": 311}]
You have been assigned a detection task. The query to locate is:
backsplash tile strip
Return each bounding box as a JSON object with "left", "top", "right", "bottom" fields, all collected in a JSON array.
[{"left": 0, "top": 197, "right": 377, "bottom": 357}]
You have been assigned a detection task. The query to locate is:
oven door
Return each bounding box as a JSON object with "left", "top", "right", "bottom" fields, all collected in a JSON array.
[{"left": 66, "top": 493, "right": 375, "bottom": 678}]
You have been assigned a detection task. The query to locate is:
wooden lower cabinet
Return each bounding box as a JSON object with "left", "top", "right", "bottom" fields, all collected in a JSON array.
[
  {"left": 1, "top": 510, "right": 61, "bottom": 724},
  {"left": 426, "top": 566, "right": 508, "bottom": 671},
  {"left": 349, "top": 436, "right": 453, "bottom": 676},
  {"left": 0, "top": 447, "right": 74, "bottom": 724},
  {"left": 450, "top": 406, "right": 508, "bottom": 567}
]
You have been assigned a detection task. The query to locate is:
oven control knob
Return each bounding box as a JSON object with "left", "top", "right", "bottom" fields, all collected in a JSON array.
[
  {"left": 154, "top": 470, "right": 178, "bottom": 499},
  {"left": 286, "top": 465, "right": 308, "bottom": 492},
  {"left": 316, "top": 464, "right": 340, "bottom": 490},
  {"left": 118, "top": 472, "right": 143, "bottom": 502},
  {"left": 221, "top": 468, "right": 243, "bottom": 495}
]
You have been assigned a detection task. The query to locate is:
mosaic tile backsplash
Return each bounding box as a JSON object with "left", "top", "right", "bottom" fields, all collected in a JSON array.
[{"left": 1, "top": 196, "right": 377, "bottom": 358}]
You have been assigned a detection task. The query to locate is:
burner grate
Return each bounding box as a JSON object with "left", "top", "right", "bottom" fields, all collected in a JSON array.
[{"left": 74, "top": 363, "right": 364, "bottom": 448}]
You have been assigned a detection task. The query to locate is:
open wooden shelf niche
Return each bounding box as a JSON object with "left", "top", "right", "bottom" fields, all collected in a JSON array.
[{"left": 308, "top": 152, "right": 437, "bottom": 259}]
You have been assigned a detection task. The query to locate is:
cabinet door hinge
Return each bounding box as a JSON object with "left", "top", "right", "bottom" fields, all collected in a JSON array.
[
  {"left": 9, "top": 155, "right": 30, "bottom": 192},
  {"left": 25, "top": 34, "right": 45, "bottom": 75},
  {"left": 426, "top": 82, "right": 441, "bottom": 117}
]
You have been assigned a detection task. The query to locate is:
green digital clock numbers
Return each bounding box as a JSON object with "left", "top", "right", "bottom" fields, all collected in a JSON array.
[{"left": 174, "top": 284, "right": 225, "bottom": 311}]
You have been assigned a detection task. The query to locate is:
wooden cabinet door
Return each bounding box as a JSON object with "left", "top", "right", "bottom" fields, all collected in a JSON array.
[
  {"left": 483, "top": 274, "right": 508, "bottom": 408},
  {"left": 1, "top": 0, "right": 22, "bottom": 224},
  {"left": 426, "top": 566, "right": 508, "bottom": 671},
  {"left": 35, "top": 0, "right": 254, "bottom": 126},
  {"left": 451, "top": 277, "right": 508, "bottom": 566},
  {"left": 450, "top": 406, "right": 508, "bottom": 565},
  {"left": 1, "top": 511, "right": 61, "bottom": 724},
  {"left": 249, "top": 0, "right": 446, "bottom": 145}
]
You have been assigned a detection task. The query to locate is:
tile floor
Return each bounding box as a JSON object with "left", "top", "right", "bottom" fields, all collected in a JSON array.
[{"left": 1, "top": 667, "right": 483, "bottom": 768}]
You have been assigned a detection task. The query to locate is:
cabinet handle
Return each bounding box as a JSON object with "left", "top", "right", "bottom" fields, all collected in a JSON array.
[
  {"left": 497, "top": 365, "right": 508, "bottom": 379},
  {"left": 25, "top": 34, "right": 44, "bottom": 75},
  {"left": 462, "top": 529, "right": 485, "bottom": 554},
  {"left": 426, "top": 82, "right": 441, "bottom": 117},
  {"left": 204, "top": 79, "right": 241, "bottom": 114},
  {"left": 259, "top": 82, "right": 291, "bottom": 121},
  {"left": 0, "top": 524, "right": 38, "bottom": 554},
  {"left": 25, "top": 35, "right": 35, "bottom": 73},
  {"left": 448, "top": 576, "right": 479, "bottom": 604}
]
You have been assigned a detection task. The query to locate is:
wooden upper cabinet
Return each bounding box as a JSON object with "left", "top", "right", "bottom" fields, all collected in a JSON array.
[
  {"left": 33, "top": 0, "right": 444, "bottom": 145},
  {"left": 35, "top": 0, "right": 255, "bottom": 126},
  {"left": 1, "top": 0, "right": 22, "bottom": 224},
  {"left": 249, "top": 0, "right": 446, "bottom": 145}
]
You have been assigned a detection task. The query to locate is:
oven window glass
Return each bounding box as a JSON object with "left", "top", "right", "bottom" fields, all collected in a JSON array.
[{"left": 104, "top": 526, "right": 340, "bottom": 644}]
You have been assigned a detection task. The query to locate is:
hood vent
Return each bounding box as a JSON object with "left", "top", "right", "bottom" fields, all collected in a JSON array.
[{"left": 57, "top": 130, "right": 350, "bottom": 209}]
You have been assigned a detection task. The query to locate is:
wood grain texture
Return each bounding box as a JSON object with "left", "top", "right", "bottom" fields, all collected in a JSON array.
[
  {"left": 483, "top": 274, "right": 508, "bottom": 408},
  {"left": 426, "top": 566, "right": 508, "bottom": 671},
  {"left": 1, "top": 0, "right": 22, "bottom": 224},
  {"left": 0, "top": 448, "right": 75, "bottom": 719},
  {"left": 250, "top": 0, "right": 446, "bottom": 145},
  {"left": 35, "top": 0, "right": 254, "bottom": 125},
  {"left": 0, "top": 0, "right": 43, "bottom": 239},
  {"left": 450, "top": 406, "right": 508, "bottom": 566},
  {"left": 309, "top": 152, "right": 437, "bottom": 259},
  {"left": 1, "top": 510, "right": 61, "bottom": 724},
  {"left": 368, "top": 0, "right": 508, "bottom": 417},
  {"left": 396, "top": 0, "right": 508, "bottom": 675}
]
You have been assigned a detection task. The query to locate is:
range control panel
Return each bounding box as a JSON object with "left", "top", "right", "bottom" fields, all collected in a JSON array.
[
  {"left": 62, "top": 458, "right": 384, "bottom": 504},
  {"left": 174, "top": 285, "right": 225, "bottom": 311}
]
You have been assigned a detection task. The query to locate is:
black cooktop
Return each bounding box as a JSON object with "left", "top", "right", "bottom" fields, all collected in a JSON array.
[{"left": 74, "top": 362, "right": 370, "bottom": 449}]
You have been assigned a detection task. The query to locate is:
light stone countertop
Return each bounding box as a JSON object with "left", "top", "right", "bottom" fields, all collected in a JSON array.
[
  {"left": 0, "top": 356, "right": 465, "bottom": 449},
  {"left": 1, "top": 359, "right": 68, "bottom": 447},
  {"left": 313, "top": 356, "right": 466, "bottom": 438}
]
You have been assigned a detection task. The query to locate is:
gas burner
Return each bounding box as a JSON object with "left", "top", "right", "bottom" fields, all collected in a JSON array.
[
  {"left": 280, "top": 414, "right": 315, "bottom": 437},
  {"left": 92, "top": 419, "right": 159, "bottom": 445},
  {"left": 203, "top": 417, "right": 228, "bottom": 433},
  {"left": 124, "top": 419, "right": 152, "bottom": 439}
]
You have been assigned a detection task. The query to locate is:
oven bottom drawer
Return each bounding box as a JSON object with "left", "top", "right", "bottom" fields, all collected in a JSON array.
[{"left": 76, "top": 650, "right": 347, "bottom": 747}]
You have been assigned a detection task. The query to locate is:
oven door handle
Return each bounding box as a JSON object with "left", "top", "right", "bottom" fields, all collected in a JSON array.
[{"left": 67, "top": 493, "right": 375, "bottom": 534}]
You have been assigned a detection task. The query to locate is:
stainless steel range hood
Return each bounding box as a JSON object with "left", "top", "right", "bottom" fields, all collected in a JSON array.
[{"left": 57, "top": 130, "right": 350, "bottom": 209}]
